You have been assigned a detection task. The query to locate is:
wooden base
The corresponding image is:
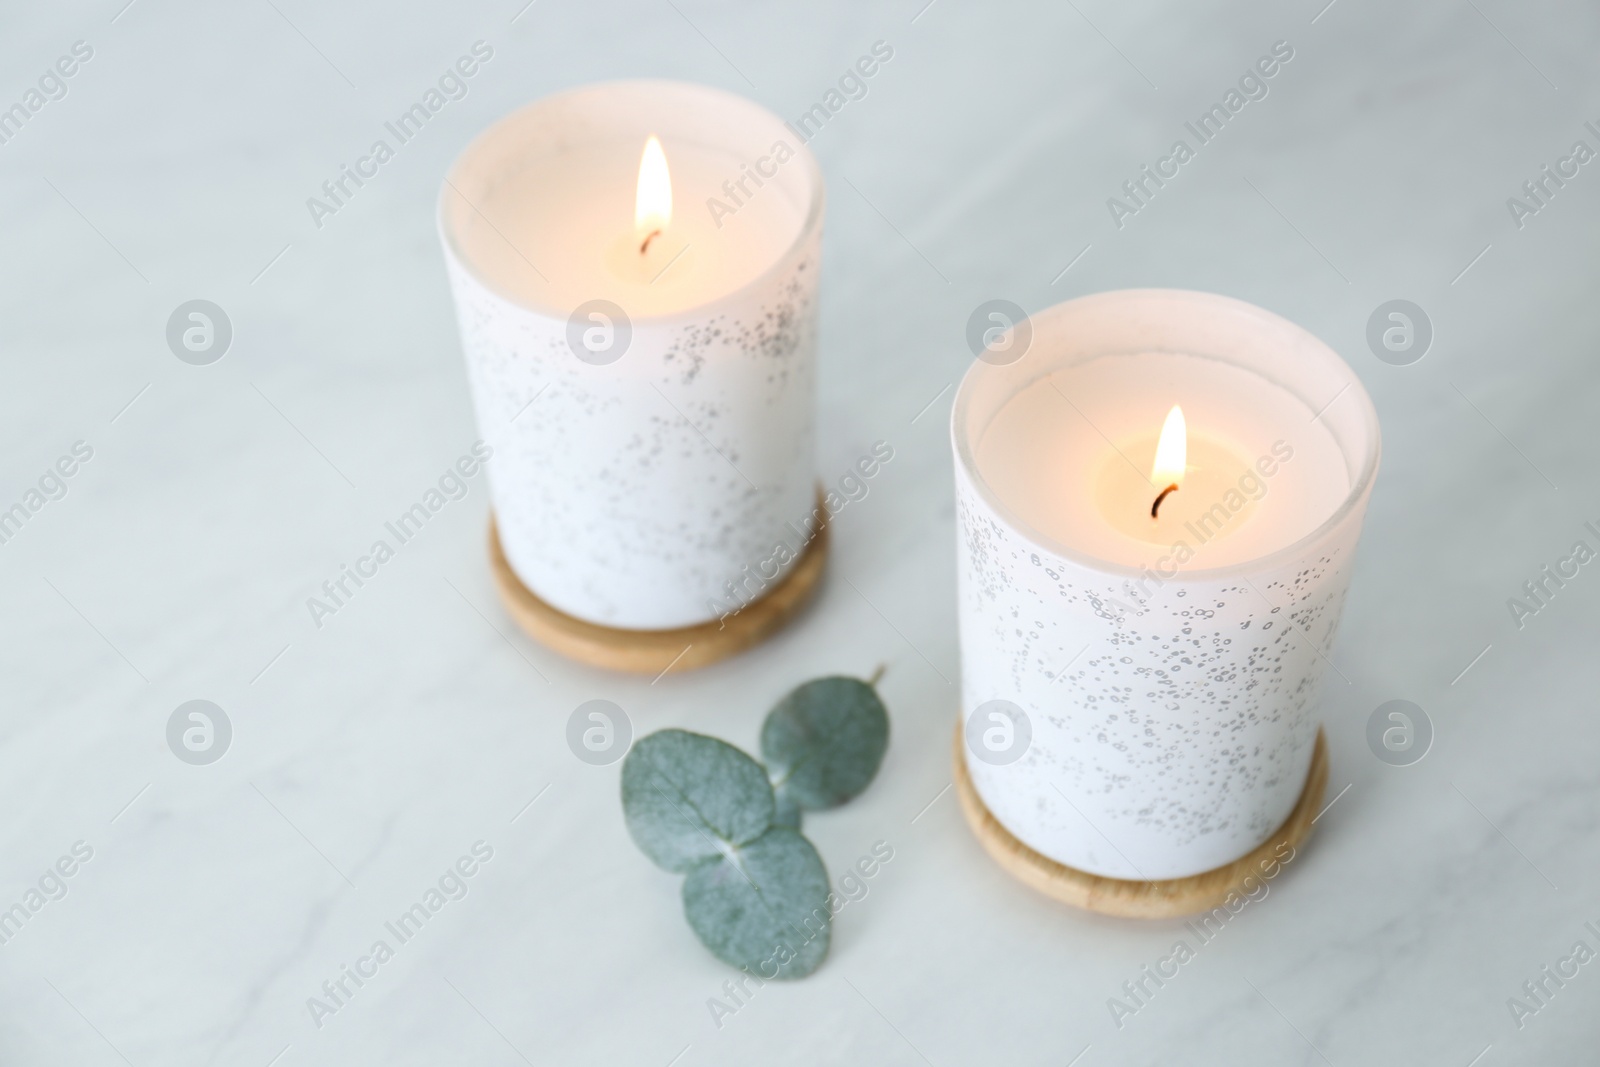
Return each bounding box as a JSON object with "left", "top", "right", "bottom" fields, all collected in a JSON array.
[
  {"left": 952, "top": 724, "right": 1327, "bottom": 918},
  {"left": 487, "top": 512, "right": 827, "bottom": 676}
]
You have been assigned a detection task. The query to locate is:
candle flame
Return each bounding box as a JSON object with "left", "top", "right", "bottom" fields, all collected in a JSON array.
[
  {"left": 1151, "top": 405, "right": 1186, "bottom": 488},
  {"left": 635, "top": 135, "right": 672, "bottom": 241}
]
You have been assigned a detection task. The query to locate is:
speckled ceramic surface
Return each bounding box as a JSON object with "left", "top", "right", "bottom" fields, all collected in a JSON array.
[
  {"left": 952, "top": 291, "right": 1380, "bottom": 880},
  {"left": 953, "top": 721, "right": 1328, "bottom": 916},
  {"left": 956, "top": 456, "right": 1367, "bottom": 878},
  {"left": 443, "top": 243, "right": 821, "bottom": 629}
]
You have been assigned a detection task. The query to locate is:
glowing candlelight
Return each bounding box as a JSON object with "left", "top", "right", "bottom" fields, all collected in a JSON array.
[
  {"left": 1149, "top": 405, "right": 1186, "bottom": 518},
  {"left": 635, "top": 135, "right": 672, "bottom": 253}
]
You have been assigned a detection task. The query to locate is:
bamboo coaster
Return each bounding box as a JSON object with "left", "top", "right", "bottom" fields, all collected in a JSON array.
[
  {"left": 952, "top": 724, "right": 1327, "bottom": 919},
  {"left": 487, "top": 513, "right": 827, "bottom": 676}
]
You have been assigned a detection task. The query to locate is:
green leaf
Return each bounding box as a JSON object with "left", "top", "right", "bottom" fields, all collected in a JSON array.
[
  {"left": 761, "top": 676, "right": 890, "bottom": 812},
  {"left": 682, "top": 828, "right": 831, "bottom": 979},
  {"left": 770, "top": 790, "right": 803, "bottom": 830},
  {"left": 621, "top": 729, "right": 775, "bottom": 873}
]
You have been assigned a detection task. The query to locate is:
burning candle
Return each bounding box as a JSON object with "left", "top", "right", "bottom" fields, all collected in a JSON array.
[
  {"left": 1146, "top": 405, "right": 1187, "bottom": 519},
  {"left": 438, "top": 81, "right": 824, "bottom": 634},
  {"left": 953, "top": 289, "right": 1380, "bottom": 881}
]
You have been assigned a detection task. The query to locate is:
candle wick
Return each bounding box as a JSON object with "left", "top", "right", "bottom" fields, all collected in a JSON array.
[
  {"left": 639, "top": 228, "right": 662, "bottom": 254},
  {"left": 1151, "top": 483, "right": 1179, "bottom": 519}
]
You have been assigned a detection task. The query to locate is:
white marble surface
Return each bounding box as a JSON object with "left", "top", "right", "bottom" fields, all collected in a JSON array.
[{"left": 2, "top": 1, "right": 1598, "bottom": 1064}]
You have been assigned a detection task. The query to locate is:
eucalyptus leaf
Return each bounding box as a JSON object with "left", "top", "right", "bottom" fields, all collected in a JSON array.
[
  {"left": 621, "top": 729, "right": 775, "bottom": 873},
  {"left": 770, "top": 790, "right": 802, "bottom": 830},
  {"left": 682, "top": 827, "right": 831, "bottom": 979},
  {"left": 762, "top": 676, "right": 889, "bottom": 812}
]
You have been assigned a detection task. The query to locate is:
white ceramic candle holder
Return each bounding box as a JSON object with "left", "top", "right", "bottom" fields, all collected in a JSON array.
[
  {"left": 438, "top": 81, "right": 826, "bottom": 674},
  {"left": 951, "top": 289, "right": 1380, "bottom": 915}
]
